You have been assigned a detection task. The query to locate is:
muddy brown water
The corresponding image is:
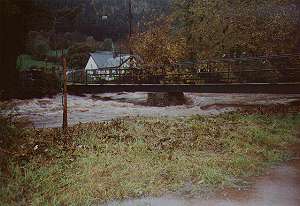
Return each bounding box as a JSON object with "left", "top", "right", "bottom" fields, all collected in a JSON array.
[{"left": 4, "top": 93, "right": 300, "bottom": 128}]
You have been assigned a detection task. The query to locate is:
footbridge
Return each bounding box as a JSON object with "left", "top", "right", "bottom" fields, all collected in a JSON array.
[{"left": 65, "top": 54, "right": 300, "bottom": 94}]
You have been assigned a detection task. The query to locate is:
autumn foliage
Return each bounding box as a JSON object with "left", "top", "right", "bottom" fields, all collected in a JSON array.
[
  {"left": 173, "top": 0, "right": 300, "bottom": 59},
  {"left": 131, "top": 18, "right": 187, "bottom": 65},
  {"left": 132, "top": 0, "right": 300, "bottom": 65}
]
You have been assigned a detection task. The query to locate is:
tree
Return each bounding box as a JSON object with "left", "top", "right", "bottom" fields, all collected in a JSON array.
[
  {"left": 172, "top": 0, "right": 300, "bottom": 59},
  {"left": 33, "top": 39, "right": 50, "bottom": 59},
  {"left": 26, "top": 32, "right": 50, "bottom": 59},
  {"left": 0, "top": 0, "right": 53, "bottom": 97},
  {"left": 131, "top": 18, "right": 187, "bottom": 66},
  {"left": 86, "top": 36, "right": 97, "bottom": 50},
  {"left": 67, "top": 43, "right": 95, "bottom": 69},
  {"left": 101, "top": 38, "right": 113, "bottom": 51}
]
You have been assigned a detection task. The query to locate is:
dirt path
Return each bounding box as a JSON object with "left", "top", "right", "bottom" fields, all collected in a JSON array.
[{"left": 214, "top": 159, "right": 300, "bottom": 206}]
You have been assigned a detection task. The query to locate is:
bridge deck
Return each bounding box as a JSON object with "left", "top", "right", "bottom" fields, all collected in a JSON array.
[{"left": 67, "top": 83, "right": 300, "bottom": 94}]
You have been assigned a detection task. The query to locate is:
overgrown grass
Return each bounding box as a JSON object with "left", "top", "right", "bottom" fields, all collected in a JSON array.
[
  {"left": 47, "top": 49, "right": 68, "bottom": 58},
  {"left": 16, "top": 49, "right": 68, "bottom": 71},
  {"left": 16, "top": 54, "right": 60, "bottom": 70},
  {"left": 1, "top": 113, "right": 300, "bottom": 205}
]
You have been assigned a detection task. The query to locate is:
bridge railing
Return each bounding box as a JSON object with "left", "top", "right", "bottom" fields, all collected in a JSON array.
[{"left": 66, "top": 54, "right": 300, "bottom": 85}]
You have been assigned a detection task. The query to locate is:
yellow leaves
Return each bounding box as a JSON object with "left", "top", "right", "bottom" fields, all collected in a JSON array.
[
  {"left": 173, "top": 0, "right": 299, "bottom": 58},
  {"left": 131, "top": 0, "right": 299, "bottom": 64},
  {"left": 131, "top": 18, "right": 187, "bottom": 65}
]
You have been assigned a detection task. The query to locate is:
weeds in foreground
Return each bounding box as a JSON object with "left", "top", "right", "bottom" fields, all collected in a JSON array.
[{"left": 1, "top": 113, "right": 300, "bottom": 205}]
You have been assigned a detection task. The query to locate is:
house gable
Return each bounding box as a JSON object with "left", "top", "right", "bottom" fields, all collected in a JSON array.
[
  {"left": 85, "top": 51, "right": 136, "bottom": 70},
  {"left": 84, "top": 56, "right": 98, "bottom": 70}
]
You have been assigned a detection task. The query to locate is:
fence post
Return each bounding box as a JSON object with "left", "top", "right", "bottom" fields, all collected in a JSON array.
[
  {"left": 81, "top": 69, "right": 84, "bottom": 83},
  {"left": 131, "top": 68, "right": 134, "bottom": 82},
  {"left": 86, "top": 70, "right": 88, "bottom": 85},
  {"left": 62, "top": 57, "right": 68, "bottom": 131},
  {"left": 72, "top": 68, "right": 75, "bottom": 83}
]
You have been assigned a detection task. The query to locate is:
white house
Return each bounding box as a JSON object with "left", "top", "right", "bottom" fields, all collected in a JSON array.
[
  {"left": 85, "top": 51, "right": 136, "bottom": 70},
  {"left": 84, "top": 51, "right": 136, "bottom": 81}
]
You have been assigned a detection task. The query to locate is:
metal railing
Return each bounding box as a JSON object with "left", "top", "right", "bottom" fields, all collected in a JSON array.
[{"left": 65, "top": 54, "right": 300, "bottom": 85}]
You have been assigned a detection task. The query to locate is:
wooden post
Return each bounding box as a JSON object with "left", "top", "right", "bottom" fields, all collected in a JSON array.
[
  {"left": 62, "top": 57, "right": 68, "bottom": 130},
  {"left": 81, "top": 68, "right": 84, "bottom": 83},
  {"left": 85, "top": 70, "right": 88, "bottom": 84}
]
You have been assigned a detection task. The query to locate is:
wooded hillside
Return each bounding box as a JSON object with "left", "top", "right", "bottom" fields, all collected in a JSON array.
[{"left": 34, "top": 0, "right": 171, "bottom": 40}]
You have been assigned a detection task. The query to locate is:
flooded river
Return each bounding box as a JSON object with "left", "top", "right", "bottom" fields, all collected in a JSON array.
[{"left": 7, "top": 93, "right": 300, "bottom": 128}]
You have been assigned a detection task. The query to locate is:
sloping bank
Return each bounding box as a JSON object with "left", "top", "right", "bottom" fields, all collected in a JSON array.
[{"left": 1, "top": 113, "right": 300, "bottom": 205}]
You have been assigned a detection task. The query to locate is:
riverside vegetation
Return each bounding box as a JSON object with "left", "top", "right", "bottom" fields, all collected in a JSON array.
[{"left": 1, "top": 112, "right": 300, "bottom": 205}]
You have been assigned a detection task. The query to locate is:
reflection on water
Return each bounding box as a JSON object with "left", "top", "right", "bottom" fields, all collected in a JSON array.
[{"left": 8, "top": 93, "right": 300, "bottom": 128}]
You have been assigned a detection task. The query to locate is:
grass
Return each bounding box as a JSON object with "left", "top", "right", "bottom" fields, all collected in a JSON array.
[
  {"left": 1, "top": 113, "right": 300, "bottom": 205},
  {"left": 16, "top": 50, "right": 68, "bottom": 71},
  {"left": 47, "top": 49, "right": 68, "bottom": 58},
  {"left": 16, "top": 54, "right": 60, "bottom": 71}
]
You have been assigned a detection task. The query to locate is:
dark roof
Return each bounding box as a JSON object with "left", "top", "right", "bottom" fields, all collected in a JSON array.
[{"left": 90, "top": 51, "right": 132, "bottom": 68}]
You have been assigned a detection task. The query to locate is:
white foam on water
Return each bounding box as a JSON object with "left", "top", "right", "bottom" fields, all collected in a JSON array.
[{"left": 7, "top": 93, "right": 300, "bottom": 128}]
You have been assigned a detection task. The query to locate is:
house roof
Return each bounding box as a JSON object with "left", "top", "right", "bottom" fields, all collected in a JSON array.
[{"left": 90, "top": 51, "right": 132, "bottom": 68}]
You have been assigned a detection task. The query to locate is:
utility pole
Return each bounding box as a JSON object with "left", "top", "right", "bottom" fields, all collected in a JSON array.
[
  {"left": 128, "top": 0, "right": 132, "bottom": 55},
  {"left": 62, "top": 56, "right": 68, "bottom": 131}
]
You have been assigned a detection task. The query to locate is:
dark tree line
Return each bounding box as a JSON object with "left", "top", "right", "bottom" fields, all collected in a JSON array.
[
  {"left": 34, "top": 0, "right": 171, "bottom": 41},
  {"left": 0, "top": 0, "right": 53, "bottom": 98}
]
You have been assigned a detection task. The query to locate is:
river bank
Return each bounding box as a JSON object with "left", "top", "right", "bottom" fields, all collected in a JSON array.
[{"left": 1, "top": 113, "right": 300, "bottom": 205}]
